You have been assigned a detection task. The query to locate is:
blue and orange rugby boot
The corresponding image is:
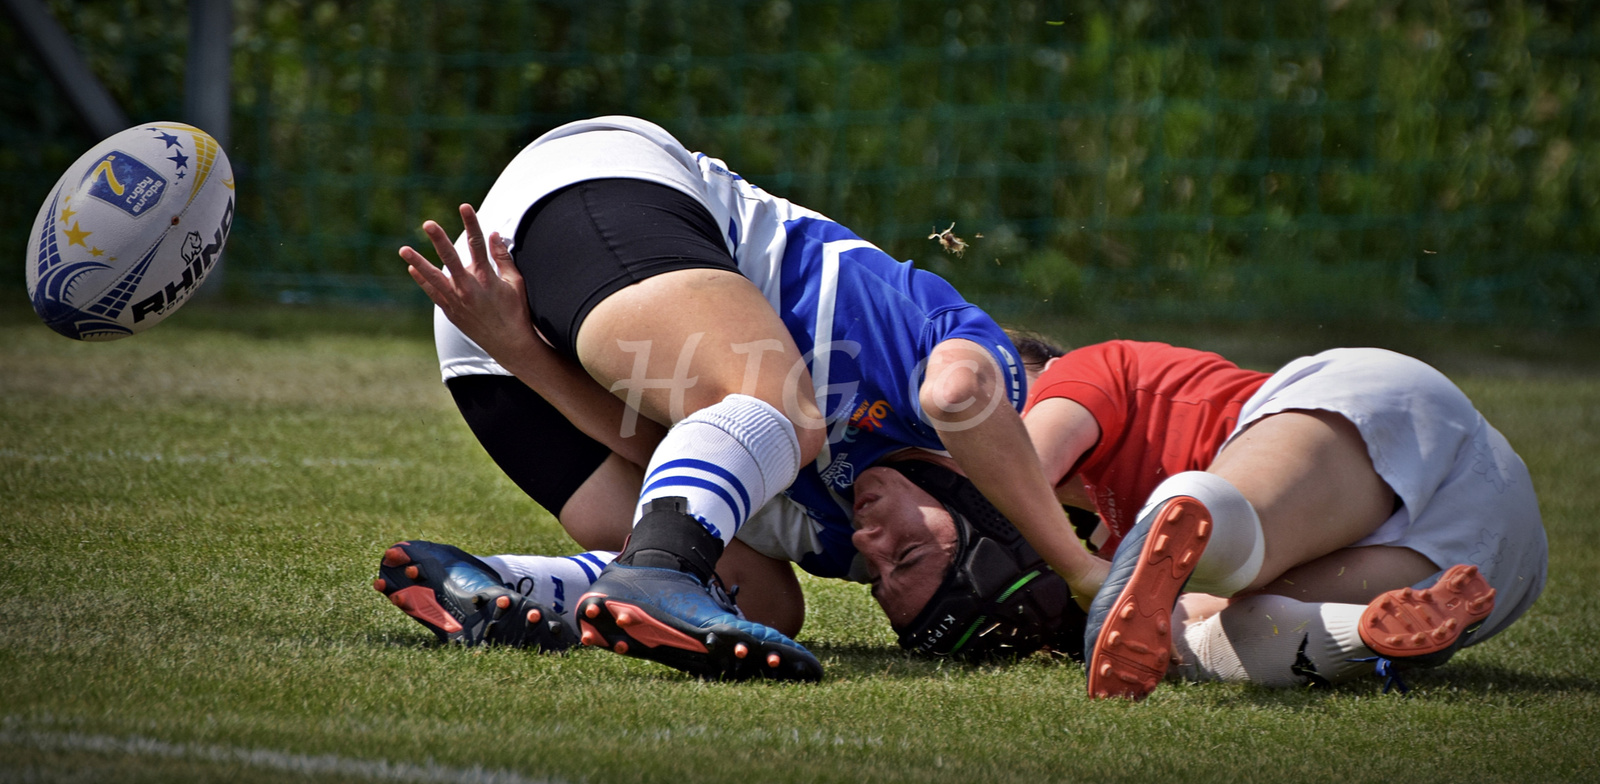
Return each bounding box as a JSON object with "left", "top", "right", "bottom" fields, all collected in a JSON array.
[
  {"left": 574, "top": 497, "right": 823, "bottom": 682},
  {"left": 1083, "top": 495, "right": 1213, "bottom": 700},
  {"left": 374, "top": 540, "right": 576, "bottom": 651}
]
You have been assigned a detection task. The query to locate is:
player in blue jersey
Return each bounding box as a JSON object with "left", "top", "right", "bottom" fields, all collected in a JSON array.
[{"left": 382, "top": 117, "right": 1104, "bottom": 680}]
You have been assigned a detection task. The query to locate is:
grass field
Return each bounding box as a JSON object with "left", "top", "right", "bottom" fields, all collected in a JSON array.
[{"left": 2, "top": 299, "right": 1597, "bottom": 784}]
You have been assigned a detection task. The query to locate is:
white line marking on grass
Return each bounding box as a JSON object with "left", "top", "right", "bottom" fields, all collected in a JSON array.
[
  {"left": 0, "top": 729, "right": 563, "bottom": 784},
  {"left": 0, "top": 448, "right": 407, "bottom": 469}
]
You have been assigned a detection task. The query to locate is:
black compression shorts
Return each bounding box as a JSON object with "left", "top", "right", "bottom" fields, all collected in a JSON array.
[
  {"left": 512, "top": 177, "right": 739, "bottom": 359},
  {"left": 445, "top": 374, "right": 613, "bottom": 519}
]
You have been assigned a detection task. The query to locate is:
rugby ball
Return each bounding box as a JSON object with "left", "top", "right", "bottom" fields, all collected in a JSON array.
[{"left": 26, "top": 122, "right": 234, "bottom": 340}]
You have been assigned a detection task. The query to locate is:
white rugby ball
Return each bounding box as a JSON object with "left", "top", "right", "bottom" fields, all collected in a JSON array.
[{"left": 26, "top": 122, "right": 234, "bottom": 341}]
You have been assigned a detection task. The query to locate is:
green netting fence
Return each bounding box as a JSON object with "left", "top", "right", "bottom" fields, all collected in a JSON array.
[{"left": 4, "top": 0, "right": 1597, "bottom": 325}]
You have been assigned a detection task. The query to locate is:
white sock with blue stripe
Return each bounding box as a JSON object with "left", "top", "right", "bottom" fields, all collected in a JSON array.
[
  {"left": 480, "top": 551, "right": 615, "bottom": 625},
  {"left": 634, "top": 393, "right": 802, "bottom": 547}
]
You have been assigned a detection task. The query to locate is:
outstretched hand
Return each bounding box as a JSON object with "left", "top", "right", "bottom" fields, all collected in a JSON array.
[{"left": 400, "top": 204, "right": 539, "bottom": 361}]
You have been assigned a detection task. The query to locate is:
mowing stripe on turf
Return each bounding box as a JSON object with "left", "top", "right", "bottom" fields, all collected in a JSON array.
[{"left": 0, "top": 729, "right": 563, "bottom": 784}]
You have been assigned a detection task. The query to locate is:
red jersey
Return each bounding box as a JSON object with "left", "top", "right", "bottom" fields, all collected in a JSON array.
[{"left": 1023, "top": 341, "right": 1270, "bottom": 556}]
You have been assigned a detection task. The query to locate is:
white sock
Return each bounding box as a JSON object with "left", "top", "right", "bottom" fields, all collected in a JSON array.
[
  {"left": 634, "top": 394, "right": 801, "bottom": 547},
  {"left": 480, "top": 551, "right": 616, "bottom": 626},
  {"left": 1138, "top": 471, "right": 1264, "bottom": 596},
  {"left": 1173, "top": 594, "right": 1374, "bottom": 687}
]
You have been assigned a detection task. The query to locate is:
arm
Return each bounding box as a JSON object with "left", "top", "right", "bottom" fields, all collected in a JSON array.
[
  {"left": 920, "top": 339, "right": 1109, "bottom": 604},
  {"left": 400, "top": 205, "right": 667, "bottom": 466},
  {"left": 1023, "top": 396, "right": 1101, "bottom": 509}
]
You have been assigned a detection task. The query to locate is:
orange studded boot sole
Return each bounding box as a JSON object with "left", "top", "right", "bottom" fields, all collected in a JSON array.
[
  {"left": 1087, "top": 496, "right": 1212, "bottom": 700},
  {"left": 575, "top": 590, "right": 821, "bottom": 682},
  {"left": 1360, "top": 563, "right": 1495, "bottom": 661}
]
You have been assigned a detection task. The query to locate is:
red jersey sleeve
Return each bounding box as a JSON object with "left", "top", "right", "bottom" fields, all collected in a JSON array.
[
  {"left": 1023, "top": 341, "right": 1133, "bottom": 449},
  {"left": 1025, "top": 341, "right": 1270, "bottom": 555}
]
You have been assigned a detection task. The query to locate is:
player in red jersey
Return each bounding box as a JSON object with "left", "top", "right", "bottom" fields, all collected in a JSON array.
[{"left": 858, "top": 338, "right": 1546, "bottom": 695}]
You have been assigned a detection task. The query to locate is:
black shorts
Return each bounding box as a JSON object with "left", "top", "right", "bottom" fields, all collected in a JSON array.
[
  {"left": 445, "top": 374, "right": 613, "bottom": 519},
  {"left": 512, "top": 177, "right": 739, "bottom": 358},
  {"left": 450, "top": 178, "right": 733, "bottom": 516}
]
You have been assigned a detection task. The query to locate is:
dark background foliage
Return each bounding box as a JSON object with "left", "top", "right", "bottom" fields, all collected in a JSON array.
[{"left": 3, "top": 0, "right": 1596, "bottom": 325}]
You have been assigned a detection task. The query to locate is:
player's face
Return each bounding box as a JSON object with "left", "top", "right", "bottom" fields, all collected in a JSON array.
[{"left": 850, "top": 467, "right": 959, "bottom": 627}]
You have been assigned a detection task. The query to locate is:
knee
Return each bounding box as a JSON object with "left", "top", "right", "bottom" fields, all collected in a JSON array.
[
  {"left": 1148, "top": 471, "right": 1265, "bottom": 596},
  {"left": 790, "top": 418, "right": 825, "bottom": 467},
  {"left": 717, "top": 542, "right": 806, "bottom": 637}
]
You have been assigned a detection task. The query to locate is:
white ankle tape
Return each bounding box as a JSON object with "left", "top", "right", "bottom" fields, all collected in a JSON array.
[
  {"left": 1174, "top": 595, "right": 1372, "bottom": 687},
  {"left": 1139, "top": 471, "right": 1264, "bottom": 596}
]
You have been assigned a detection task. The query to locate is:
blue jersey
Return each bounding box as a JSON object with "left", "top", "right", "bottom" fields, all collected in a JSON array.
[{"left": 766, "top": 217, "right": 1026, "bottom": 578}]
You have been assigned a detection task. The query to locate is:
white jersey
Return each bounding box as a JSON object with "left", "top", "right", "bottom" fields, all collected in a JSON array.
[{"left": 436, "top": 116, "right": 822, "bottom": 381}]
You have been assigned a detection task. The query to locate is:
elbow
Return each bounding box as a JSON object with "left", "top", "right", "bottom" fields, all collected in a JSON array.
[{"left": 920, "top": 361, "right": 998, "bottom": 426}]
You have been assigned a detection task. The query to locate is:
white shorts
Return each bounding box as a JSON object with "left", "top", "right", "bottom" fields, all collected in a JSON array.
[
  {"left": 1225, "top": 348, "right": 1548, "bottom": 645},
  {"left": 434, "top": 116, "right": 817, "bottom": 383}
]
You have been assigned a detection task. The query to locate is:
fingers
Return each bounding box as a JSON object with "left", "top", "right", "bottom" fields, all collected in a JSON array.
[
  {"left": 405, "top": 265, "right": 444, "bottom": 307},
  {"left": 401, "top": 205, "right": 510, "bottom": 309},
  {"left": 488, "top": 231, "right": 511, "bottom": 262},
  {"left": 421, "top": 219, "right": 471, "bottom": 281},
  {"left": 488, "top": 231, "right": 523, "bottom": 286},
  {"left": 397, "top": 244, "right": 435, "bottom": 279},
  {"left": 460, "top": 204, "right": 491, "bottom": 276},
  {"left": 399, "top": 246, "right": 451, "bottom": 308}
]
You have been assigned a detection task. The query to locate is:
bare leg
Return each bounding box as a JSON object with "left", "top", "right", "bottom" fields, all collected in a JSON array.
[
  {"left": 1207, "top": 409, "right": 1398, "bottom": 592},
  {"left": 1169, "top": 545, "right": 1441, "bottom": 681},
  {"left": 557, "top": 453, "right": 642, "bottom": 552},
  {"left": 575, "top": 268, "right": 825, "bottom": 461},
  {"left": 1247, "top": 544, "right": 1440, "bottom": 605},
  {"left": 408, "top": 201, "right": 822, "bottom": 677},
  {"left": 1173, "top": 545, "right": 1439, "bottom": 636},
  {"left": 716, "top": 541, "right": 805, "bottom": 638},
  {"left": 1091, "top": 410, "right": 1405, "bottom": 698}
]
